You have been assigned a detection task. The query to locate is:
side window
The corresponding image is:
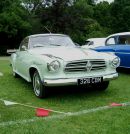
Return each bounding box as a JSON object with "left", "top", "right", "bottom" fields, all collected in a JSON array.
[
  {"left": 118, "top": 36, "right": 126, "bottom": 44},
  {"left": 19, "top": 38, "right": 29, "bottom": 51},
  {"left": 118, "top": 35, "right": 130, "bottom": 45},
  {"left": 85, "top": 41, "right": 90, "bottom": 45},
  {"left": 106, "top": 37, "right": 115, "bottom": 45},
  {"left": 89, "top": 41, "right": 94, "bottom": 46},
  {"left": 85, "top": 41, "right": 93, "bottom": 46}
]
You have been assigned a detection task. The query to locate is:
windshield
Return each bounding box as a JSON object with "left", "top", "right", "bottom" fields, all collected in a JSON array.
[{"left": 30, "top": 35, "right": 75, "bottom": 48}]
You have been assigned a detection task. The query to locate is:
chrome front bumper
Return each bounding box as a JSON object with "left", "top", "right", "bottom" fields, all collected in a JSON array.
[{"left": 43, "top": 73, "right": 118, "bottom": 86}]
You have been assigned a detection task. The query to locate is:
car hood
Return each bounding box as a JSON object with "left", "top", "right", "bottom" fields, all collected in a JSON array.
[{"left": 29, "top": 46, "right": 113, "bottom": 61}]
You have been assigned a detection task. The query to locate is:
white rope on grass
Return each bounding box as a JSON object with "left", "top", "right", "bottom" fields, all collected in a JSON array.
[
  {"left": 0, "top": 105, "right": 114, "bottom": 127},
  {"left": 0, "top": 99, "right": 67, "bottom": 114},
  {"left": 0, "top": 101, "right": 129, "bottom": 127}
]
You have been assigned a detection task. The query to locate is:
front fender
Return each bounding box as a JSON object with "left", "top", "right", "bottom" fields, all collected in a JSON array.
[{"left": 29, "top": 60, "right": 48, "bottom": 82}]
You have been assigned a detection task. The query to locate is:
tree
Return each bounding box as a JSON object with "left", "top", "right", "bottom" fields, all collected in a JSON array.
[
  {"left": 39, "top": 0, "right": 101, "bottom": 43},
  {"left": 110, "top": 0, "right": 130, "bottom": 32},
  {"left": 0, "top": 0, "right": 31, "bottom": 55},
  {"left": 1, "top": 0, "right": 130, "bottom": 55},
  {"left": 93, "top": 1, "right": 112, "bottom": 34}
]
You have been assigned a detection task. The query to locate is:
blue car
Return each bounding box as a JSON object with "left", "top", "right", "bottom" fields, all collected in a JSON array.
[{"left": 93, "top": 32, "right": 130, "bottom": 68}]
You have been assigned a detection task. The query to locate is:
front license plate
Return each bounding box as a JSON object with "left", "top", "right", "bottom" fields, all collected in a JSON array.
[{"left": 78, "top": 77, "right": 103, "bottom": 85}]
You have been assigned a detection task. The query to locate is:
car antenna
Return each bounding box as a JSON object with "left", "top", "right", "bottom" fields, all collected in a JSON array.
[{"left": 44, "top": 26, "right": 52, "bottom": 34}]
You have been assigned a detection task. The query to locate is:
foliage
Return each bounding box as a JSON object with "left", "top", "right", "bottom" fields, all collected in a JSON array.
[
  {"left": 110, "top": 0, "right": 130, "bottom": 32},
  {"left": 39, "top": 0, "right": 100, "bottom": 43},
  {"left": 0, "top": 0, "right": 31, "bottom": 55},
  {"left": 93, "top": 1, "right": 112, "bottom": 34},
  {"left": 0, "top": 0, "right": 130, "bottom": 55}
]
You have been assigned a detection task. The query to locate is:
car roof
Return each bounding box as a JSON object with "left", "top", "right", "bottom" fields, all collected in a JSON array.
[
  {"left": 86, "top": 38, "right": 106, "bottom": 41},
  {"left": 107, "top": 32, "right": 130, "bottom": 38},
  {"left": 29, "top": 33, "right": 68, "bottom": 38}
]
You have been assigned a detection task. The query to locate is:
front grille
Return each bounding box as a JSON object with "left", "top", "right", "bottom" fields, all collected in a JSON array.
[{"left": 64, "top": 60, "right": 106, "bottom": 72}]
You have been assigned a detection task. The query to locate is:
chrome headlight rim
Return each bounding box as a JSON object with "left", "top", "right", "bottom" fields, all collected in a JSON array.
[
  {"left": 47, "top": 60, "right": 60, "bottom": 72},
  {"left": 111, "top": 57, "right": 120, "bottom": 68}
]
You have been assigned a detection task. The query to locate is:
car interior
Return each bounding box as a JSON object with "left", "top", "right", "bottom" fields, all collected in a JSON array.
[{"left": 118, "top": 36, "right": 130, "bottom": 45}]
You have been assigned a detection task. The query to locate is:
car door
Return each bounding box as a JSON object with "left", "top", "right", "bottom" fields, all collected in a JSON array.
[
  {"left": 94, "top": 36, "right": 116, "bottom": 53},
  {"left": 15, "top": 37, "right": 29, "bottom": 78},
  {"left": 114, "top": 35, "right": 130, "bottom": 68}
]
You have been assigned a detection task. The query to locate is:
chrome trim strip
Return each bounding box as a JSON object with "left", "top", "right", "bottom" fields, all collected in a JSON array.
[
  {"left": 43, "top": 73, "right": 118, "bottom": 86},
  {"left": 64, "top": 59, "right": 106, "bottom": 72},
  {"left": 115, "top": 52, "right": 130, "bottom": 54}
]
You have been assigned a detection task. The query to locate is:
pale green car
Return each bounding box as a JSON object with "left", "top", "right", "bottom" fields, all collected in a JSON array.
[{"left": 11, "top": 34, "right": 120, "bottom": 98}]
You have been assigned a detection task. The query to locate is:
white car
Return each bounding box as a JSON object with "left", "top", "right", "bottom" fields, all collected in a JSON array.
[
  {"left": 82, "top": 38, "right": 106, "bottom": 49},
  {"left": 11, "top": 34, "right": 119, "bottom": 98}
]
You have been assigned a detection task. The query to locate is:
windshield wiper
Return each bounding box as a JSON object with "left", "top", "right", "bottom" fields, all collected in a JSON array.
[
  {"left": 33, "top": 44, "right": 44, "bottom": 48},
  {"left": 50, "top": 44, "right": 61, "bottom": 46}
]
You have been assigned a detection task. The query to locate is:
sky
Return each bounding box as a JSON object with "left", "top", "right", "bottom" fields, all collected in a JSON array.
[{"left": 97, "top": 0, "right": 114, "bottom": 3}]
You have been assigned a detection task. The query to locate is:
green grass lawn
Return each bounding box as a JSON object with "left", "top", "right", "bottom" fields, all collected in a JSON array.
[{"left": 0, "top": 57, "right": 130, "bottom": 134}]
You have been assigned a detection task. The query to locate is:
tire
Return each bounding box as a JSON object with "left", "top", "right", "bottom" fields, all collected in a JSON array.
[
  {"left": 94, "top": 81, "right": 109, "bottom": 91},
  {"left": 33, "top": 71, "right": 47, "bottom": 98},
  {"left": 13, "top": 71, "right": 19, "bottom": 78}
]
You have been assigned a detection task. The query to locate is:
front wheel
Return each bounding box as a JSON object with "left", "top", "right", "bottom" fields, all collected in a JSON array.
[
  {"left": 33, "top": 71, "right": 47, "bottom": 98},
  {"left": 94, "top": 81, "right": 109, "bottom": 91}
]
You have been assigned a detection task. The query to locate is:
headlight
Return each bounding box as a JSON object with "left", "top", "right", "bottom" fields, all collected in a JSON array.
[
  {"left": 111, "top": 57, "right": 120, "bottom": 68},
  {"left": 47, "top": 60, "right": 60, "bottom": 72}
]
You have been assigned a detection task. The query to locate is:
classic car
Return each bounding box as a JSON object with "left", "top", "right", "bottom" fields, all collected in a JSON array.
[
  {"left": 93, "top": 32, "right": 130, "bottom": 68},
  {"left": 82, "top": 38, "right": 106, "bottom": 49},
  {"left": 11, "top": 34, "right": 120, "bottom": 98}
]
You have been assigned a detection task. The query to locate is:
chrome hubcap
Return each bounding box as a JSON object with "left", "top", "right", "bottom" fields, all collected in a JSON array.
[{"left": 33, "top": 73, "right": 41, "bottom": 96}]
